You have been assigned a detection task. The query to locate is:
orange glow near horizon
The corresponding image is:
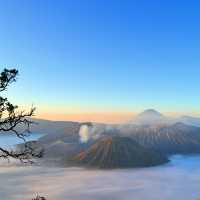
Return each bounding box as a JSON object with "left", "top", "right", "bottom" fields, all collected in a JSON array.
[
  {"left": 34, "top": 110, "right": 200, "bottom": 124},
  {"left": 36, "top": 112, "right": 136, "bottom": 124}
]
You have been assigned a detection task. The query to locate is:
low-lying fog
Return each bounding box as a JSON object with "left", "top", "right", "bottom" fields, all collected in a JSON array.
[{"left": 1, "top": 155, "right": 200, "bottom": 200}]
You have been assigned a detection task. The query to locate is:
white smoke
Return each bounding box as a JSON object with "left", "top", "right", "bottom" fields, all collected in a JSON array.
[
  {"left": 79, "top": 124, "right": 115, "bottom": 143},
  {"left": 79, "top": 125, "right": 91, "bottom": 143},
  {"left": 79, "top": 122, "right": 144, "bottom": 143}
]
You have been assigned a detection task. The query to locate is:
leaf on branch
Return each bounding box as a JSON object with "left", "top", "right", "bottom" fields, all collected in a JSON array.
[{"left": 0, "top": 68, "right": 18, "bottom": 92}]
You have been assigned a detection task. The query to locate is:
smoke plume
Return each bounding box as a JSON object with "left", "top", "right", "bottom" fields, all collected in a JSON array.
[
  {"left": 79, "top": 125, "right": 91, "bottom": 143},
  {"left": 79, "top": 124, "right": 120, "bottom": 143}
]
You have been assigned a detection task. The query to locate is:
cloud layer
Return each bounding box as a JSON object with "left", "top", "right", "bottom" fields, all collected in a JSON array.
[{"left": 1, "top": 156, "right": 200, "bottom": 200}]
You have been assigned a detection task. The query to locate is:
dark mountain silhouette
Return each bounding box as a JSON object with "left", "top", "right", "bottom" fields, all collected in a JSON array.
[{"left": 71, "top": 136, "right": 168, "bottom": 169}]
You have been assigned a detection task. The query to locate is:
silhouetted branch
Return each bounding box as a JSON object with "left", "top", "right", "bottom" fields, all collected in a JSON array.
[
  {"left": 0, "top": 68, "right": 41, "bottom": 162},
  {"left": 0, "top": 68, "right": 18, "bottom": 92},
  {"left": 32, "top": 195, "right": 46, "bottom": 200}
]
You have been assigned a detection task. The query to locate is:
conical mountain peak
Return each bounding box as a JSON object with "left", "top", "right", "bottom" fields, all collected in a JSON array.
[
  {"left": 130, "top": 109, "right": 167, "bottom": 125},
  {"left": 138, "top": 109, "right": 163, "bottom": 117}
]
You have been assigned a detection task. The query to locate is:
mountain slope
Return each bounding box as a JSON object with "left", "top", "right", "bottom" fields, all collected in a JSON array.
[
  {"left": 120, "top": 123, "right": 200, "bottom": 155},
  {"left": 71, "top": 136, "right": 168, "bottom": 169},
  {"left": 178, "top": 116, "right": 200, "bottom": 127}
]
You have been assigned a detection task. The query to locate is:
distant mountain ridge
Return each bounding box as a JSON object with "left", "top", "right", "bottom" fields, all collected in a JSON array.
[
  {"left": 120, "top": 122, "right": 200, "bottom": 155},
  {"left": 15, "top": 110, "right": 200, "bottom": 136},
  {"left": 178, "top": 116, "right": 200, "bottom": 127},
  {"left": 129, "top": 109, "right": 200, "bottom": 126},
  {"left": 34, "top": 119, "right": 200, "bottom": 164},
  {"left": 17, "top": 110, "right": 200, "bottom": 168}
]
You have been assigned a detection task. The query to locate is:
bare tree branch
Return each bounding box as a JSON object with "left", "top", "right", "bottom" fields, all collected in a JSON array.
[
  {"left": 0, "top": 68, "right": 41, "bottom": 162},
  {"left": 32, "top": 195, "right": 46, "bottom": 200}
]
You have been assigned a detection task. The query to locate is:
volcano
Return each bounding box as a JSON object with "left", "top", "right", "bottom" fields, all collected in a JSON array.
[
  {"left": 120, "top": 122, "right": 200, "bottom": 155},
  {"left": 71, "top": 136, "right": 168, "bottom": 169},
  {"left": 130, "top": 109, "right": 169, "bottom": 125}
]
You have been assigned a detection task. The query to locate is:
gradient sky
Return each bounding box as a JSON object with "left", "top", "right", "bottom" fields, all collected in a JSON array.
[{"left": 1, "top": 0, "right": 200, "bottom": 122}]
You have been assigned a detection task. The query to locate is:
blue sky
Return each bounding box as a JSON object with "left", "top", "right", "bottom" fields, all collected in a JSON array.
[{"left": 0, "top": 0, "right": 200, "bottom": 122}]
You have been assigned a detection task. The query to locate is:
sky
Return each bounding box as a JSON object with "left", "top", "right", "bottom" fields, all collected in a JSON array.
[{"left": 0, "top": 0, "right": 200, "bottom": 123}]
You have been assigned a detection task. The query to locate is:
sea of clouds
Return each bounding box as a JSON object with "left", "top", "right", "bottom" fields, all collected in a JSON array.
[{"left": 1, "top": 155, "right": 200, "bottom": 200}]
